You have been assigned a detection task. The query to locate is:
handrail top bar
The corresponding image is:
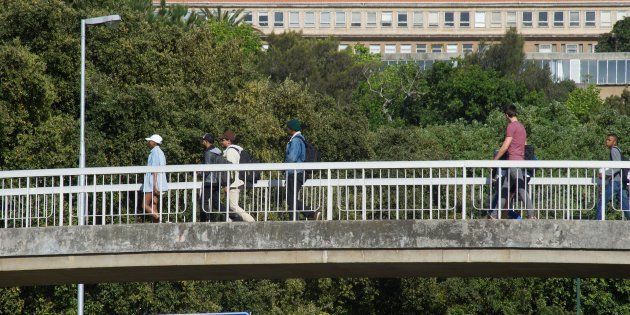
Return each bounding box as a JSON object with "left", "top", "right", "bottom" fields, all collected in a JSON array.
[{"left": 0, "top": 160, "right": 628, "bottom": 179}]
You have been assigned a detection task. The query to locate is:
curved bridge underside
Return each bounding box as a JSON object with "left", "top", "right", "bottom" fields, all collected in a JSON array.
[{"left": 2, "top": 220, "right": 630, "bottom": 286}]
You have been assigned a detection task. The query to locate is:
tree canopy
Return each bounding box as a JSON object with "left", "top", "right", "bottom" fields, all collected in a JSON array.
[{"left": 1, "top": 0, "right": 630, "bottom": 314}]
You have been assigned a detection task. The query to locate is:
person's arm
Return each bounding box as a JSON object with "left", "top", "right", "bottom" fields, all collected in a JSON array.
[{"left": 494, "top": 137, "right": 513, "bottom": 160}]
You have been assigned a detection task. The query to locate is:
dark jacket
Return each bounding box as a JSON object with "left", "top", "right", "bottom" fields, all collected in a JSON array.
[{"left": 203, "top": 147, "right": 229, "bottom": 185}]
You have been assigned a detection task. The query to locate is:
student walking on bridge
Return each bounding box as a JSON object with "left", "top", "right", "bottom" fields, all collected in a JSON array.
[
  {"left": 490, "top": 105, "right": 535, "bottom": 219},
  {"left": 143, "top": 134, "right": 168, "bottom": 223},
  {"left": 219, "top": 131, "right": 255, "bottom": 222},
  {"left": 596, "top": 133, "right": 630, "bottom": 220},
  {"left": 285, "top": 119, "right": 320, "bottom": 220}
]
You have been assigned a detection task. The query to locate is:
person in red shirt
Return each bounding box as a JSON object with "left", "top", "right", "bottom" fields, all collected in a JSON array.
[{"left": 491, "top": 105, "right": 535, "bottom": 219}]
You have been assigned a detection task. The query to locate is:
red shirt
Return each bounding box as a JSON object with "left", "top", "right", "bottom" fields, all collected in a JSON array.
[{"left": 506, "top": 121, "right": 527, "bottom": 160}]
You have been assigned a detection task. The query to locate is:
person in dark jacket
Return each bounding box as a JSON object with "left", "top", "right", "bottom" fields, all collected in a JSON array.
[
  {"left": 199, "top": 133, "right": 230, "bottom": 222},
  {"left": 284, "top": 119, "right": 320, "bottom": 220}
]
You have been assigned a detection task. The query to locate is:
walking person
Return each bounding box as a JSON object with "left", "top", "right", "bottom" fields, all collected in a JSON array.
[
  {"left": 285, "top": 119, "right": 319, "bottom": 220},
  {"left": 218, "top": 131, "right": 255, "bottom": 222},
  {"left": 143, "top": 134, "right": 168, "bottom": 222},
  {"left": 199, "top": 133, "right": 230, "bottom": 222},
  {"left": 490, "top": 105, "right": 535, "bottom": 219},
  {"left": 596, "top": 133, "right": 630, "bottom": 220}
]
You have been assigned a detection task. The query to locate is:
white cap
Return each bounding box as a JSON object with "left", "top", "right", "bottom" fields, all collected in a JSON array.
[{"left": 145, "top": 134, "right": 163, "bottom": 144}]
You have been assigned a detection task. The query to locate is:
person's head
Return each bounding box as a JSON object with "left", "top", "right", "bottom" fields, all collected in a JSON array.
[
  {"left": 219, "top": 130, "right": 237, "bottom": 148},
  {"left": 286, "top": 119, "right": 301, "bottom": 135},
  {"left": 201, "top": 133, "right": 214, "bottom": 150},
  {"left": 145, "top": 134, "right": 162, "bottom": 149},
  {"left": 503, "top": 104, "right": 518, "bottom": 121},
  {"left": 606, "top": 133, "right": 619, "bottom": 149}
]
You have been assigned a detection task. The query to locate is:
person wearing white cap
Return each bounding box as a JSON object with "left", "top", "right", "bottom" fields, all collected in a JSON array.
[{"left": 143, "top": 134, "right": 168, "bottom": 222}]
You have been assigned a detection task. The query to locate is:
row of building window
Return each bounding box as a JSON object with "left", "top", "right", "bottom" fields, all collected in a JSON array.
[
  {"left": 347, "top": 43, "right": 596, "bottom": 54},
  {"left": 384, "top": 59, "right": 630, "bottom": 85},
  {"left": 240, "top": 10, "right": 627, "bottom": 29}
]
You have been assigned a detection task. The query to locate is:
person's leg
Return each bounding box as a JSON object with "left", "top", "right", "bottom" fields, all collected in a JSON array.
[
  {"left": 286, "top": 173, "right": 302, "bottom": 220},
  {"left": 497, "top": 170, "right": 513, "bottom": 219},
  {"left": 199, "top": 185, "right": 211, "bottom": 222},
  {"left": 143, "top": 192, "right": 159, "bottom": 222},
  {"left": 228, "top": 188, "right": 255, "bottom": 222},
  {"left": 596, "top": 181, "right": 614, "bottom": 220},
  {"left": 621, "top": 186, "right": 630, "bottom": 220}
]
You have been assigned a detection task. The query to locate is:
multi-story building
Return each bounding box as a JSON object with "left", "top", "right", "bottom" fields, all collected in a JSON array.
[
  {"left": 162, "top": 1, "right": 629, "bottom": 95},
  {"left": 163, "top": 0, "right": 628, "bottom": 55}
]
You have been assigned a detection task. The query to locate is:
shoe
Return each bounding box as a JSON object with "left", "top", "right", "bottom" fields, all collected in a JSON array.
[{"left": 314, "top": 211, "right": 322, "bottom": 220}]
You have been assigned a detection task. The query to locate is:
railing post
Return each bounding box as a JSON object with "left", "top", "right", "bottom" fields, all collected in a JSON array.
[
  {"left": 497, "top": 167, "right": 502, "bottom": 219},
  {"left": 192, "top": 171, "right": 197, "bottom": 223},
  {"left": 59, "top": 176, "right": 64, "bottom": 226},
  {"left": 600, "top": 168, "right": 606, "bottom": 221},
  {"left": 462, "top": 167, "right": 467, "bottom": 220},
  {"left": 25, "top": 177, "right": 31, "bottom": 228},
  {"left": 566, "top": 168, "right": 571, "bottom": 220},
  {"left": 327, "top": 169, "right": 333, "bottom": 221},
  {"left": 361, "top": 169, "right": 367, "bottom": 221},
  {"left": 225, "top": 171, "right": 231, "bottom": 222}
]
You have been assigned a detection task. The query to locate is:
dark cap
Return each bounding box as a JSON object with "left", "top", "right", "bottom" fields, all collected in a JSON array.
[
  {"left": 219, "top": 130, "right": 237, "bottom": 142},
  {"left": 286, "top": 119, "right": 301, "bottom": 131},
  {"left": 202, "top": 133, "right": 214, "bottom": 143}
]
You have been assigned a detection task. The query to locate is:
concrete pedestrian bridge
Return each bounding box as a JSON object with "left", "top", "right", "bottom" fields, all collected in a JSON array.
[{"left": 2, "top": 220, "right": 630, "bottom": 286}]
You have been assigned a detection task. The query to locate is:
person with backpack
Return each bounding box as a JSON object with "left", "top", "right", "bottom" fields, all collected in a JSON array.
[
  {"left": 596, "top": 133, "right": 630, "bottom": 220},
  {"left": 218, "top": 131, "right": 255, "bottom": 222},
  {"left": 490, "top": 105, "right": 535, "bottom": 219},
  {"left": 285, "top": 119, "right": 320, "bottom": 220},
  {"left": 199, "top": 133, "right": 232, "bottom": 222}
]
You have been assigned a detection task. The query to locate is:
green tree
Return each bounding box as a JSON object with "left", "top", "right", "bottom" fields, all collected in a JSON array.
[
  {"left": 566, "top": 84, "right": 604, "bottom": 122},
  {"left": 596, "top": 17, "right": 630, "bottom": 52}
]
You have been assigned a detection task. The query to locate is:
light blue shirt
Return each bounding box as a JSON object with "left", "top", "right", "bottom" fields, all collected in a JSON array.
[{"left": 143, "top": 146, "right": 168, "bottom": 192}]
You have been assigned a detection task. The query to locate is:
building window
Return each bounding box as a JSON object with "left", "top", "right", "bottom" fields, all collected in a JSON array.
[
  {"left": 321, "top": 12, "right": 331, "bottom": 27},
  {"left": 351, "top": 12, "right": 361, "bottom": 27},
  {"left": 507, "top": 12, "right": 516, "bottom": 27},
  {"left": 522, "top": 11, "right": 532, "bottom": 27},
  {"left": 338, "top": 44, "right": 349, "bottom": 51},
  {"left": 289, "top": 11, "right": 299, "bottom": 28},
  {"left": 431, "top": 44, "right": 443, "bottom": 53},
  {"left": 258, "top": 12, "right": 268, "bottom": 27},
  {"left": 491, "top": 11, "right": 501, "bottom": 27},
  {"left": 585, "top": 11, "right": 596, "bottom": 27},
  {"left": 444, "top": 12, "right": 454, "bottom": 27},
  {"left": 369, "top": 44, "right": 380, "bottom": 54},
  {"left": 398, "top": 12, "right": 408, "bottom": 27},
  {"left": 367, "top": 12, "right": 377, "bottom": 27},
  {"left": 274, "top": 12, "right": 284, "bottom": 27},
  {"left": 305, "top": 12, "right": 315, "bottom": 27},
  {"left": 413, "top": 12, "right": 423, "bottom": 27},
  {"left": 244, "top": 12, "right": 253, "bottom": 25},
  {"left": 462, "top": 43, "right": 473, "bottom": 53},
  {"left": 384, "top": 44, "right": 396, "bottom": 54},
  {"left": 416, "top": 44, "right": 427, "bottom": 53},
  {"left": 382, "top": 12, "right": 393, "bottom": 27},
  {"left": 565, "top": 44, "right": 578, "bottom": 53},
  {"left": 538, "top": 44, "right": 552, "bottom": 53},
  {"left": 569, "top": 11, "right": 579, "bottom": 27},
  {"left": 446, "top": 44, "right": 458, "bottom": 53},
  {"left": 335, "top": 11, "right": 346, "bottom": 27},
  {"left": 460, "top": 12, "right": 470, "bottom": 27},
  {"left": 400, "top": 44, "right": 411, "bottom": 53},
  {"left": 538, "top": 12, "right": 548, "bottom": 27},
  {"left": 428, "top": 12, "right": 439, "bottom": 27},
  {"left": 601, "top": 11, "right": 611, "bottom": 27},
  {"left": 475, "top": 12, "right": 486, "bottom": 28},
  {"left": 553, "top": 11, "right": 564, "bottom": 27}
]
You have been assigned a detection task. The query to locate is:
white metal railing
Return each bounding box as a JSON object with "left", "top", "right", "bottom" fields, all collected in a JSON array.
[{"left": 0, "top": 160, "right": 629, "bottom": 228}]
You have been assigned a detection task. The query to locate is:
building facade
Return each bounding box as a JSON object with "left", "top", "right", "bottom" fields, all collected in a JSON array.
[{"left": 162, "top": 0, "right": 629, "bottom": 54}]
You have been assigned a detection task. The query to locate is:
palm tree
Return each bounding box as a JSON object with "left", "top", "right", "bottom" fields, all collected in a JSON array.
[{"left": 200, "top": 7, "right": 246, "bottom": 26}]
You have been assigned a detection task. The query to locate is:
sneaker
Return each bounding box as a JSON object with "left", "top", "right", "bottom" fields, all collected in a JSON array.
[{"left": 314, "top": 211, "right": 322, "bottom": 221}]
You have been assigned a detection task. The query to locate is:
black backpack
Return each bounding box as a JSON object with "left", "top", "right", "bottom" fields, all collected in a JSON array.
[
  {"left": 611, "top": 147, "right": 630, "bottom": 186},
  {"left": 234, "top": 147, "right": 262, "bottom": 188},
  {"left": 295, "top": 134, "right": 321, "bottom": 162}
]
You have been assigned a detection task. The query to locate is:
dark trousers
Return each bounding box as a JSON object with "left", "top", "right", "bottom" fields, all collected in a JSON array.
[
  {"left": 199, "top": 184, "right": 226, "bottom": 222},
  {"left": 286, "top": 172, "right": 315, "bottom": 220}
]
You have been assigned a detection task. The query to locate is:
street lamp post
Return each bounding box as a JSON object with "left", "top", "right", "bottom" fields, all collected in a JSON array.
[{"left": 78, "top": 14, "right": 121, "bottom": 315}]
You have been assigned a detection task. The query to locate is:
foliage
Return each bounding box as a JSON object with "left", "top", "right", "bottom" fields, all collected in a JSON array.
[
  {"left": 605, "top": 88, "right": 630, "bottom": 115},
  {"left": 1, "top": 1, "right": 630, "bottom": 314},
  {"left": 596, "top": 17, "right": 630, "bottom": 52},
  {"left": 565, "top": 84, "right": 604, "bottom": 122}
]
